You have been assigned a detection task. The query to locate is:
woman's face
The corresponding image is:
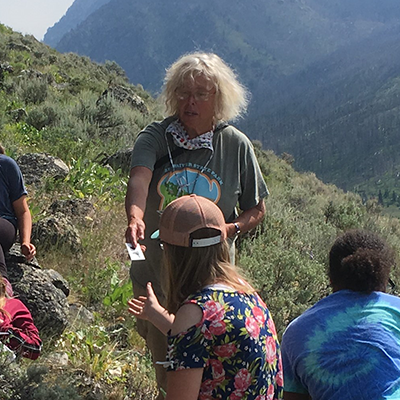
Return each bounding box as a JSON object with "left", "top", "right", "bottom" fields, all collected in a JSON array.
[{"left": 176, "top": 75, "right": 216, "bottom": 138}]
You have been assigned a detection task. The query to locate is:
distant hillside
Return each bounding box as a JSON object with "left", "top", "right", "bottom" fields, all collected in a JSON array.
[
  {"left": 246, "top": 24, "right": 400, "bottom": 192},
  {"left": 44, "top": 0, "right": 111, "bottom": 48},
  {"left": 45, "top": 0, "right": 400, "bottom": 92},
  {"left": 43, "top": 0, "right": 400, "bottom": 206}
]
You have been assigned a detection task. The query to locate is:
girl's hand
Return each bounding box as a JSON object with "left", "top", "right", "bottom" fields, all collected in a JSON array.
[{"left": 128, "top": 282, "right": 162, "bottom": 322}]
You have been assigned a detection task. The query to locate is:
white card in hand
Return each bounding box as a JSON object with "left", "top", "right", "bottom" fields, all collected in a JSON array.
[{"left": 125, "top": 243, "right": 145, "bottom": 261}]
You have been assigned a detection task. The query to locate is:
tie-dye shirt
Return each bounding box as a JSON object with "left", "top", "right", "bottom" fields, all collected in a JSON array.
[
  {"left": 281, "top": 290, "right": 400, "bottom": 400},
  {"left": 166, "top": 286, "right": 283, "bottom": 400}
]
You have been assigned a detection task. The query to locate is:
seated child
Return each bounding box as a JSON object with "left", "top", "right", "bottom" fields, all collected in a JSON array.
[
  {"left": 281, "top": 230, "right": 400, "bottom": 400},
  {"left": 0, "top": 273, "right": 41, "bottom": 360}
]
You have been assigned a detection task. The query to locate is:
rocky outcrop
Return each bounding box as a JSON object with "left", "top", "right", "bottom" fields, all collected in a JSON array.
[
  {"left": 6, "top": 244, "right": 70, "bottom": 339},
  {"left": 8, "top": 108, "right": 27, "bottom": 122},
  {"left": 0, "top": 62, "right": 13, "bottom": 80},
  {"left": 49, "top": 199, "right": 96, "bottom": 225},
  {"left": 32, "top": 213, "right": 82, "bottom": 255},
  {"left": 102, "top": 147, "right": 132, "bottom": 174},
  {"left": 17, "top": 153, "right": 69, "bottom": 186},
  {"left": 97, "top": 85, "right": 148, "bottom": 115}
]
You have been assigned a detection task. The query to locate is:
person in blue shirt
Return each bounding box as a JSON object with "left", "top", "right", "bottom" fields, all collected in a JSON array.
[
  {"left": 0, "top": 144, "right": 36, "bottom": 296},
  {"left": 281, "top": 229, "right": 400, "bottom": 400}
]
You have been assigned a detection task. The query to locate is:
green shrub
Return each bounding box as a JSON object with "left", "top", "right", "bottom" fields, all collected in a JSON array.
[
  {"left": 26, "top": 106, "right": 58, "bottom": 130},
  {"left": 19, "top": 77, "right": 48, "bottom": 104},
  {"left": 63, "top": 158, "right": 127, "bottom": 202}
]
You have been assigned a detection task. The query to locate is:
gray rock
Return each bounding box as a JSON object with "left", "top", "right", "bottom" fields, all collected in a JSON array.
[
  {"left": 44, "top": 269, "right": 70, "bottom": 297},
  {"left": 32, "top": 213, "right": 82, "bottom": 255},
  {"left": 17, "top": 153, "right": 69, "bottom": 186},
  {"left": 43, "top": 351, "right": 69, "bottom": 367},
  {"left": 6, "top": 245, "right": 69, "bottom": 339},
  {"left": 102, "top": 147, "right": 132, "bottom": 174},
  {"left": 68, "top": 303, "right": 95, "bottom": 326},
  {"left": 97, "top": 85, "right": 148, "bottom": 115},
  {"left": 49, "top": 199, "right": 96, "bottom": 225},
  {"left": 0, "top": 62, "right": 13, "bottom": 80},
  {"left": 7, "top": 42, "right": 31, "bottom": 52},
  {"left": 7, "top": 243, "right": 40, "bottom": 268},
  {"left": 8, "top": 108, "right": 27, "bottom": 122},
  {"left": 18, "top": 69, "right": 43, "bottom": 79}
]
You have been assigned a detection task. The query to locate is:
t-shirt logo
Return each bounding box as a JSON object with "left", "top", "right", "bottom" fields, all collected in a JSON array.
[{"left": 157, "top": 168, "right": 221, "bottom": 210}]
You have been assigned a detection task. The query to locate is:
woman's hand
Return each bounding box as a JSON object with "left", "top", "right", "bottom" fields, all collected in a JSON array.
[{"left": 125, "top": 216, "right": 146, "bottom": 251}]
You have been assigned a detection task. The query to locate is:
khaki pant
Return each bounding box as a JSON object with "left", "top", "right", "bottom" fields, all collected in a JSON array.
[{"left": 133, "top": 281, "right": 167, "bottom": 400}]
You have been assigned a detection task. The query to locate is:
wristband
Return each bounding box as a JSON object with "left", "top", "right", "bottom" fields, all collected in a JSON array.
[{"left": 233, "top": 222, "right": 241, "bottom": 235}]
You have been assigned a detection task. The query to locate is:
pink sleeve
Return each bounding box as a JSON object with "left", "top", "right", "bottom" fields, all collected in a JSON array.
[{"left": 2, "top": 299, "right": 42, "bottom": 360}]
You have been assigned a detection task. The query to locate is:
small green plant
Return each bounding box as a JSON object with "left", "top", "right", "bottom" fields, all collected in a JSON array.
[
  {"left": 103, "top": 273, "right": 133, "bottom": 315},
  {"left": 78, "top": 259, "right": 122, "bottom": 306},
  {"left": 63, "top": 158, "right": 127, "bottom": 202}
]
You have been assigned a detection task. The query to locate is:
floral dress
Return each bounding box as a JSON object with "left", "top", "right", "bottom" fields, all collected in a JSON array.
[{"left": 166, "top": 286, "right": 283, "bottom": 399}]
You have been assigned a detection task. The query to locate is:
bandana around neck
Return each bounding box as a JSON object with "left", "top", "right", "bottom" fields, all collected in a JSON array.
[{"left": 166, "top": 120, "right": 214, "bottom": 151}]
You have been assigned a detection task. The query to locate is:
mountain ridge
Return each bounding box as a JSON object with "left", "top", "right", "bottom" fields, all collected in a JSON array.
[{"left": 43, "top": 0, "right": 400, "bottom": 200}]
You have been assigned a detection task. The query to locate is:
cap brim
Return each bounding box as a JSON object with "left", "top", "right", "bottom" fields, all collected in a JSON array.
[{"left": 150, "top": 229, "right": 160, "bottom": 240}]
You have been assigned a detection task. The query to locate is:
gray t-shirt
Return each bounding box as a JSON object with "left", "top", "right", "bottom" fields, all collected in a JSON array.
[{"left": 130, "top": 117, "right": 268, "bottom": 295}]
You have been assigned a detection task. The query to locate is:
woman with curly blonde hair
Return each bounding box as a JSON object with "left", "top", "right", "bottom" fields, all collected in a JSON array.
[{"left": 125, "top": 52, "right": 268, "bottom": 398}]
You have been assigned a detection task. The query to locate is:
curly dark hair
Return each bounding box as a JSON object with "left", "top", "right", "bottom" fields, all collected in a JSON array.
[{"left": 329, "top": 230, "right": 395, "bottom": 293}]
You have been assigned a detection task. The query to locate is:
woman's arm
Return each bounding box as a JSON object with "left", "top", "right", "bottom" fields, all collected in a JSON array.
[
  {"left": 125, "top": 166, "right": 153, "bottom": 248},
  {"left": 12, "top": 195, "right": 36, "bottom": 260},
  {"left": 227, "top": 199, "right": 266, "bottom": 237}
]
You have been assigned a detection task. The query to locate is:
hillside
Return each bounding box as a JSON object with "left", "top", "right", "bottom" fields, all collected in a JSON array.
[
  {"left": 43, "top": 0, "right": 111, "bottom": 48},
  {"left": 246, "top": 24, "right": 400, "bottom": 191},
  {"left": 45, "top": 0, "right": 400, "bottom": 91},
  {"left": 2, "top": 25, "right": 400, "bottom": 398},
  {"left": 42, "top": 0, "right": 400, "bottom": 210}
]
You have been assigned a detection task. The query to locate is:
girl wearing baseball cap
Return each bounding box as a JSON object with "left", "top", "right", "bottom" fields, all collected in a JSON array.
[{"left": 128, "top": 194, "right": 283, "bottom": 400}]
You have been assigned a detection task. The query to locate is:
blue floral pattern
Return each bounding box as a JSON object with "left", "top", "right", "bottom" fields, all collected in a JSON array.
[{"left": 166, "top": 288, "right": 283, "bottom": 400}]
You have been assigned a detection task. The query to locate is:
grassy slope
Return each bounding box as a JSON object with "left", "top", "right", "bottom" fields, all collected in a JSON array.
[{"left": 2, "top": 25, "right": 400, "bottom": 398}]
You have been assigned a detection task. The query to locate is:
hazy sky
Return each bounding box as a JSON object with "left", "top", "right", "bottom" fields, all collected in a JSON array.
[{"left": 0, "top": 0, "right": 75, "bottom": 41}]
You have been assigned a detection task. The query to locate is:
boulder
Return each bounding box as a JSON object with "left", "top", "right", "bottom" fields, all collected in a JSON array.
[
  {"left": 0, "top": 62, "right": 13, "bottom": 80},
  {"left": 6, "top": 244, "right": 70, "bottom": 339},
  {"left": 17, "top": 153, "right": 69, "bottom": 186},
  {"left": 31, "top": 213, "right": 82, "bottom": 254},
  {"left": 7, "top": 42, "right": 31, "bottom": 52},
  {"left": 97, "top": 85, "right": 148, "bottom": 115},
  {"left": 43, "top": 269, "right": 70, "bottom": 297},
  {"left": 68, "top": 303, "right": 95, "bottom": 326},
  {"left": 18, "top": 69, "right": 43, "bottom": 79},
  {"left": 49, "top": 199, "right": 96, "bottom": 225},
  {"left": 8, "top": 108, "right": 27, "bottom": 122},
  {"left": 102, "top": 148, "right": 132, "bottom": 174}
]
